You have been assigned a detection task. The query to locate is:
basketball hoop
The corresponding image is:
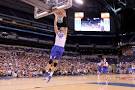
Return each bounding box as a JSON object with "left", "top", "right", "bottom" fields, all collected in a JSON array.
[{"left": 21, "top": 0, "right": 72, "bottom": 19}]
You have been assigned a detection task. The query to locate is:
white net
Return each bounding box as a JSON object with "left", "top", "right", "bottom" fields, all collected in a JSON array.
[
  {"left": 46, "top": 0, "right": 69, "bottom": 7},
  {"left": 46, "top": 0, "right": 57, "bottom": 7}
]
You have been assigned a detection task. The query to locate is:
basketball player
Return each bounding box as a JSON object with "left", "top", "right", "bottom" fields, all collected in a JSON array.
[
  {"left": 97, "top": 59, "right": 104, "bottom": 74},
  {"left": 44, "top": 9, "right": 68, "bottom": 82},
  {"left": 102, "top": 57, "right": 109, "bottom": 74},
  {"left": 132, "top": 63, "right": 135, "bottom": 74},
  {"left": 97, "top": 57, "right": 108, "bottom": 74}
]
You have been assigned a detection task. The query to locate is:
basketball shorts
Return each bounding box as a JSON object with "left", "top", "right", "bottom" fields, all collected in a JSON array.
[
  {"left": 50, "top": 45, "right": 64, "bottom": 60},
  {"left": 98, "top": 66, "right": 102, "bottom": 73},
  {"left": 102, "top": 66, "right": 108, "bottom": 74}
]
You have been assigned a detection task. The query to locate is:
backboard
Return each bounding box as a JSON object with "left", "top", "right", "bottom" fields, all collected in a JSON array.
[{"left": 21, "top": 0, "right": 72, "bottom": 19}]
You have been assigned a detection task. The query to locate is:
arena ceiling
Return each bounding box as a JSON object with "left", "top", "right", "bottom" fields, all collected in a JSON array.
[
  {"left": 0, "top": 0, "right": 134, "bottom": 33},
  {"left": 0, "top": 0, "right": 135, "bottom": 51},
  {"left": 0, "top": 0, "right": 134, "bottom": 14}
]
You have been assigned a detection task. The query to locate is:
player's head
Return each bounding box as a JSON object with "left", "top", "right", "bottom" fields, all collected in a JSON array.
[
  {"left": 59, "top": 27, "right": 67, "bottom": 31},
  {"left": 103, "top": 57, "right": 107, "bottom": 62},
  {"left": 55, "top": 9, "right": 66, "bottom": 17},
  {"left": 100, "top": 59, "right": 103, "bottom": 62},
  {"left": 60, "top": 9, "right": 66, "bottom": 16}
]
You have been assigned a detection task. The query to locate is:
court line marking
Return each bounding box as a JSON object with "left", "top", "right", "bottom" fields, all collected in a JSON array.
[{"left": 88, "top": 82, "right": 135, "bottom": 87}]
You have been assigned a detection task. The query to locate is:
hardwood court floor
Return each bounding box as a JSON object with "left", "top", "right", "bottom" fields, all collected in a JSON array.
[{"left": 0, "top": 74, "right": 135, "bottom": 90}]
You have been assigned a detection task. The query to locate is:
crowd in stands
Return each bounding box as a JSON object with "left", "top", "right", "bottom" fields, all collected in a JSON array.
[{"left": 0, "top": 45, "right": 135, "bottom": 78}]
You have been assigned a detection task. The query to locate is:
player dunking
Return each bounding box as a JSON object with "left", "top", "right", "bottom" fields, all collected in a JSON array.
[{"left": 44, "top": 9, "right": 68, "bottom": 82}]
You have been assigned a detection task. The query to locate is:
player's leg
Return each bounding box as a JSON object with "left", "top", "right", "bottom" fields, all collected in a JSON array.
[
  {"left": 44, "top": 46, "right": 56, "bottom": 80},
  {"left": 97, "top": 66, "right": 101, "bottom": 75},
  {"left": 50, "top": 46, "right": 64, "bottom": 73},
  {"left": 45, "top": 60, "right": 53, "bottom": 72},
  {"left": 49, "top": 60, "right": 58, "bottom": 72},
  {"left": 44, "top": 60, "right": 53, "bottom": 78},
  {"left": 46, "top": 60, "right": 58, "bottom": 82},
  {"left": 46, "top": 57, "right": 60, "bottom": 82},
  {"left": 44, "top": 46, "right": 58, "bottom": 82},
  {"left": 46, "top": 46, "right": 64, "bottom": 82}
]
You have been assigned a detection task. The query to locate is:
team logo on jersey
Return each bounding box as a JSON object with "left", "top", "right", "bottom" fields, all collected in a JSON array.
[{"left": 58, "top": 32, "right": 64, "bottom": 38}]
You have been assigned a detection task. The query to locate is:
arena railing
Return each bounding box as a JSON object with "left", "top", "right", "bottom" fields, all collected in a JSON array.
[
  {"left": 0, "top": 15, "right": 54, "bottom": 34},
  {"left": 0, "top": 13, "right": 53, "bottom": 27},
  {"left": 0, "top": 13, "right": 72, "bottom": 36},
  {"left": 0, "top": 44, "right": 50, "bottom": 54},
  {"left": 0, "top": 18, "right": 54, "bottom": 35},
  {"left": 0, "top": 44, "right": 79, "bottom": 56},
  {"left": 0, "top": 13, "right": 54, "bottom": 32},
  {"left": 0, "top": 25, "right": 76, "bottom": 48},
  {"left": 0, "top": 25, "right": 54, "bottom": 37}
]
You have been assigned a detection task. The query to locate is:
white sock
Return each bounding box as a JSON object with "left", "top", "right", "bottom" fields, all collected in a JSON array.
[
  {"left": 46, "top": 70, "right": 48, "bottom": 72},
  {"left": 49, "top": 72, "right": 54, "bottom": 76}
]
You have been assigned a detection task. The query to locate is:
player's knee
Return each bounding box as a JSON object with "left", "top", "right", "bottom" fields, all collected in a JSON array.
[
  {"left": 53, "top": 62, "right": 58, "bottom": 67},
  {"left": 49, "top": 60, "right": 53, "bottom": 64}
]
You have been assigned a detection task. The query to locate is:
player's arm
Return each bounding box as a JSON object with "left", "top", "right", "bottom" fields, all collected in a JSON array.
[
  {"left": 54, "top": 13, "right": 59, "bottom": 34},
  {"left": 63, "top": 27, "right": 68, "bottom": 37},
  {"left": 63, "top": 16, "right": 68, "bottom": 37}
]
